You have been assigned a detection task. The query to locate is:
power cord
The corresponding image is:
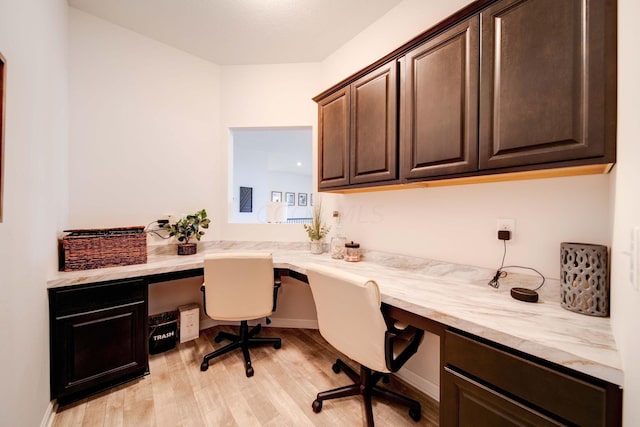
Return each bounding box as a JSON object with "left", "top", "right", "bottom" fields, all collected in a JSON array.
[
  {"left": 145, "top": 220, "right": 171, "bottom": 239},
  {"left": 488, "top": 239, "right": 545, "bottom": 291}
]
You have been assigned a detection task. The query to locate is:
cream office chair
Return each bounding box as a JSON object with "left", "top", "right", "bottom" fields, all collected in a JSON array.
[
  {"left": 200, "top": 252, "right": 282, "bottom": 377},
  {"left": 306, "top": 264, "right": 424, "bottom": 426}
]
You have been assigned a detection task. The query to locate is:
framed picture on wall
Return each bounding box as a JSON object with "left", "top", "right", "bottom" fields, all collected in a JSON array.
[
  {"left": 285, "top": 192, "right": 295, "bottom": 206},
  {"left": 239, "top": 186, "right": 252, "bottom": 212},
  {"left": 271, "top": 191, "right": 282, "bottom": 203},
  {"left": 298, "top": 193, "right": 307, "bottom": 206}
]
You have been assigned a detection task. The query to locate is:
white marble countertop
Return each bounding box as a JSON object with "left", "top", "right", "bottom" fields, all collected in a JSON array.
[{"left": 48, "top": 240, "right": 623, "bottom": 386}]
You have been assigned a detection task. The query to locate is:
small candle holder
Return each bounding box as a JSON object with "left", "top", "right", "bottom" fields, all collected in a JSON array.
[{"left": 344, "top": 241, "right": 361, "bottom": 262}]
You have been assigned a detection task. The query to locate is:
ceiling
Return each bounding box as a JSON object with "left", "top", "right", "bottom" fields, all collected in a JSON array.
[{"left": 68, "top": 0, "right": 403, "bottom": 65}]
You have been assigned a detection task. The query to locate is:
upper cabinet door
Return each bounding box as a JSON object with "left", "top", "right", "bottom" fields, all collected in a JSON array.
[
  {"left": 318, "top": 87, "right": 350, "bottom": 189},
  {"left": 401, "top": 17, "right": 479, "bottom": 180},
  {"left": 479, "top": 0, "right": 614, "bottom": 170},
  {"left": 350, "top": 62, "right": 399, "bottom": 185}
]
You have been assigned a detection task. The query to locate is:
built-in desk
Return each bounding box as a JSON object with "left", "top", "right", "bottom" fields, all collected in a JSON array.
[{"left": 48, "top": 241, "right": 623, "bottom": 425}]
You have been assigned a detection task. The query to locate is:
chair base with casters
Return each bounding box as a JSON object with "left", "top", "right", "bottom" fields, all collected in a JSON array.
[
  {"left": 312, "top": 358, "right": 421, "bottom": 426},
  {"left": 200, "top": 321, "right": 281, "bottom": 377}
]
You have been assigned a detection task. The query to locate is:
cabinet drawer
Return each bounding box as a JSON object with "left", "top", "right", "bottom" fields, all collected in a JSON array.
[
  {"left": 444, "top": 330, "right": 611, "bottom": 427},
  {"left": 50, "top": 278, "right": 146, "bottom": 316},
  {"left": 443, "top": 367, "right": 563, "bottom": 426}
]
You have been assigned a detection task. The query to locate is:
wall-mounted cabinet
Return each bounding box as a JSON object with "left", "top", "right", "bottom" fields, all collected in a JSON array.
[
  {"left": 401, "top": 16, "right": 479, "bottom": 179},
  {"left": 314, "top": 0, "right": 616, "bottom": 192},
  {"left": 478, "top": 0, "right": 615, "bottom": 170},
  {"left": 317, "top": 62, "right": 399, "bottom": 190}
]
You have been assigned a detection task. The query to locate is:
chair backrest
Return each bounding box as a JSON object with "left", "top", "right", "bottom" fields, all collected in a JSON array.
[
  {"left": 306, "top": 263, "right": 389, "bottom": 373},
  {"left": 203, "top": 252, "right": 274, "bottom": 321}
]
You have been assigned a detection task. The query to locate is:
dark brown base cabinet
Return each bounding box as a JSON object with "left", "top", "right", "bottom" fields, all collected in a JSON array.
[
  {"left": 49, "top": 279, "right": 149, "bottom": 405},
  {"left": 442, "top": 331, "right": 622, "bottom": 427}
]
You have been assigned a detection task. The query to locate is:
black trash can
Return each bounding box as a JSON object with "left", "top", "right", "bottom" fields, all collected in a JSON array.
[{"left": 149, "top": 311, "right": 178, "bottom": 354}]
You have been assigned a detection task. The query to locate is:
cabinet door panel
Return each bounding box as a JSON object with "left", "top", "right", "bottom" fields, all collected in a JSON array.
[
  {"left": 350, "top": 62, "right": 398, "bottom": 184},
  {"left": 479, "top": 0, "right": 612, "bottom": 169},
  {"left": 52, "top": 301, "right": 147, "bottom": 402},
  {"left": 402, "top": 17, "right": 479, "bottom": 179},
  {"left": 318, "top": 88, "right": 350, "bottom": 188},
  {"left": 442, "top": 368, "right": 563, "bottom": 427}
]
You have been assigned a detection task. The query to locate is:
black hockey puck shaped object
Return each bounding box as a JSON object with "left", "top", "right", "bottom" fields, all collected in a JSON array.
[{"left": 510, "top": 287, "right": 539, "bottom": 303}]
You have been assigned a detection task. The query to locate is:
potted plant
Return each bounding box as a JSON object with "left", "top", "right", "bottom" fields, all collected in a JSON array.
[
  {"left": 304, "top": 199, "right": 330, "bottom": 254},
  {"left": 163, "top": 209, "right": 211, "bottom": 255}
]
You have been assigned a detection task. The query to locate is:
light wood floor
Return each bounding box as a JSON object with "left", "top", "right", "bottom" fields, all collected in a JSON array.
[{"left": 52, "top": 326, "right": 439, "bottom": 426}]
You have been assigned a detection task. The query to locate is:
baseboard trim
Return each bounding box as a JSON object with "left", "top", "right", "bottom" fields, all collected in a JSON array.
[
  {"left": 40, "top": 400, "right": 57, "bottom": 427},
  {"left": 395, "top": 369, "right": 440, "bottom": 402}
]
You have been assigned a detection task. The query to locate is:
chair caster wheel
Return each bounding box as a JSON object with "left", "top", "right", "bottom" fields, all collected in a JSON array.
[
  {"left": 200, "top": 361, "right": 209, "bottom": 372},
  {"left": 246, "top": 366, "right": 254, "bottom": 377},
  {"left": 332, "top": 363, "right": 341, "bottom": 374},
  {"left": 274, "top": 341, "right": 281, "bottom": 349},
  {"left": 409, "top": 406, "right": 421, "bottom": 422},
  {"left": 214, "top": 334, "right": 223, "bottom": 343},
  {"left": 312, "top": 400, "right": 323, "bottom": 413}
]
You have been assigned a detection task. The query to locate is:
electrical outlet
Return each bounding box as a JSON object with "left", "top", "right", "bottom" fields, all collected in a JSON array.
[{"left": 496, "top": 218, "right": 515, "bottom": 233}]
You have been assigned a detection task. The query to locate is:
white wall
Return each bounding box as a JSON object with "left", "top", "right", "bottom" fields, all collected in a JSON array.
[
  {"left": 0, "top": 0, "right": 68, "bottom": 425},
  {"left": 611, "top": 0, "right": 640, "bottom": 424},
  {"left": 68, "top": 9, "right": 221, "bottom": 239}
]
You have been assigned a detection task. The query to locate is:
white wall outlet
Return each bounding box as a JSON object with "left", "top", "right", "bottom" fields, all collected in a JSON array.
[{"left": 496, "top": 218, "right": 515, "bottom": 233}]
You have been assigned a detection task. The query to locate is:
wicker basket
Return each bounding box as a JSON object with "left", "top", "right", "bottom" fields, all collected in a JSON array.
[{"left": 59, "top": 226, "right": 147, "bottom": 271}]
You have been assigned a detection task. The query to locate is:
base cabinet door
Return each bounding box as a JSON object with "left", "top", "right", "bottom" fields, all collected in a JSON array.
[
  {"left": 442, "top": 367, "right": 563, "bottom": 427},
  {"left": 50, "top": 279, "right": 148, "bottom": 405},
  {"left": 442, "top": 330, "right": 622, "bottom": 427}
]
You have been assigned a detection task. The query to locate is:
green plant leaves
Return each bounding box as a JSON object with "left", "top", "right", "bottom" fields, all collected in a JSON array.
[{"left": 163, "top": 209, "right": 210, "bottom": 244}]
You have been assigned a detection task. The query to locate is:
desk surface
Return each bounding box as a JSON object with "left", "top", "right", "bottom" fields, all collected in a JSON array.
[{"left": 48, "top": 240, "right": 622, "bottom": 386}]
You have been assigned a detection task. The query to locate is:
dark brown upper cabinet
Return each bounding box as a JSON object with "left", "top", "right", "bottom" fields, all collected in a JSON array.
[
  {"left": 317, "top": 62, "right": 399, "bottom": 190},
  {"left": 314, "top": 0, "right": 616, "bottom": 192},
  {"left": 350, "top": 62, "right": 398, "bottom": 185},
  {"left": 318, "top": 87, "right": 350, "bottom": 188},
  {"left": 478, "top": 0, "right": 615, "bottom": 170},
  {"left": 401, "top": 17, "right": 479, "bottom": 180}
]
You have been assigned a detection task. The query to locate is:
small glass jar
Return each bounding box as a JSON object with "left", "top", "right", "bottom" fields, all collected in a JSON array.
[
  {"left": 344, "top": 241, "right": 361, "bottom": 262},
  {"left": 330, "top": 235, "right": 346, "bottom": 259}
]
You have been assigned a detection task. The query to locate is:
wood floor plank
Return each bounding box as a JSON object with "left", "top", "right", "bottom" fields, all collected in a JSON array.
[
  {"left": 52, "top": 326, "right": 439, "bottom": 426},
  {"left": 149, "top": 352, "right": 181, "bottom": 427},
  {"left": 103, "top": 384, "right": 125, "bottom": 427}
]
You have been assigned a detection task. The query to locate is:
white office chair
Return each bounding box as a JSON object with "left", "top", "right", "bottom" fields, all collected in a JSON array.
[
  {"left": 306, "top": 263, "right": 424, "bottom": 426},
  {"left": 200, "top": 252, "right": 282, "bottom": 377}
]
